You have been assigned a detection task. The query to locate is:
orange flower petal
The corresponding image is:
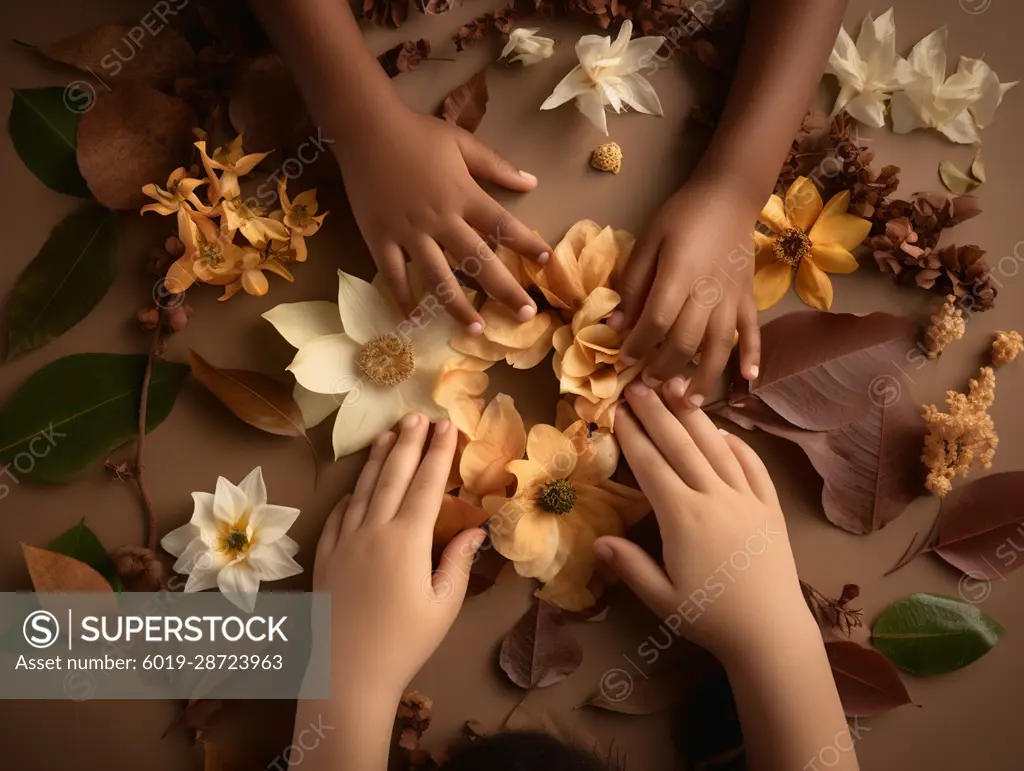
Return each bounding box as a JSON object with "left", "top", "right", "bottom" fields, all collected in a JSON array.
[
  {"left": 759, "top": 194, "right": 791, "bottom": 234},
  {"left": 809, "top": 243, "right": 859, "bottom": 274},
  {"left": 450, "top": 329, "right": 508, "bottom": 362},
  {"left": 552, "top": 324, "right": 575, "bottom": 355},
  {"left": 506, "top": 313, "right": 558, "bottom": 370},
  {"left": 481, "top": 301, "right": 552, "bottom": 349},
  {"left": 565, "top": 422, "right": 619, "bottom": 484},
  {"left": 591, "top": 479, "right": 651, "bottom": 529},
  {"left": 562, "top": 343, "right": 599, "bottom": 378},
  {"left": 513, "top": 522, "right": 566, "bottom": 580},
  {"left": 795, "top": 258, "right": 834, "bottom": 311},
  {"left": 578, "top": 226, "right": 618, "bottom": 294},
  {"left": 754, "top": 233, "right": 777, "bottom": 271},
  {"left": 572, "top": 287, "right": 620, "bottom": 335},
  {"left": 589, "top": 367, "right": 618, "bottom": 400},
  {"left": 526, "top": 424, "right": 577, "bottom": 479},
  {"left": 507, "top": 458, "right": 548, "bottom": 493},
  {"left": 433, "top": 494, "right": 489, "bottom": 546},
  {"left": 809, "top": 213, "right": 872, "bottom": 252},
  {"left": 460, "top": 441, "right": 515, "bottom": 496},
  {"left": 784, "top": 177, "right": 823, "bottom": 233},
  {"left": 752, "top": 261, "right": 793, "bottom": 311},
  {"left": 241, "top": 269, "right": 269, "bottom": 296},
  {"left": 477, "top": 394, "right": 527, "bottom": 459},
  {"left": 433, "top": 365, "right": 489, "bottom": 436},
  {"left": 495, "top": 509, "right": 557, "bottom": 562}
]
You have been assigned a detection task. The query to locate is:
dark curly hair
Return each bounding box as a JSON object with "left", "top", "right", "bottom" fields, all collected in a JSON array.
[{"left": 441, "top": 730, "right": 617, "bottom": 771}]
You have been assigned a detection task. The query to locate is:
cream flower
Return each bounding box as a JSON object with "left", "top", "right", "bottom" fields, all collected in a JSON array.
[
  {"left": 160, "top": 467, "right": 302, "bottom": 613},
  {"left": 540, "top": 20, "right": 665, "bottom": 135},
  {"left": 753, "top": 177, "right": 871, "bottom": 311},
  {"left": 263, "top": 270, "right": 464, "bottom": 459},
  {"left": 501, "top": 27, "right": 555, "bottom": 66},
  {"left": 826, "top": 9, "right": 903, "bottom": 128},
  {"left": 891, "top": 28, "right": 1017, "bottom": 144}
]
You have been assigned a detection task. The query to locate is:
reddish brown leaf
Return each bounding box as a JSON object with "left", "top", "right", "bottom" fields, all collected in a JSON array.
[
  {"left": 466, "top": 545, "right": 507, "bottom": 597},
  {"left": 378, "top": 39, "right": 431, "bottom": 78},
  {"left": 499, "top": 599, "right": 582, "bottom": 689},
  {"left": 744, "top": 311, "right": 919, "bottom": 431},
  {"left": 76, "top": 84, "right": 195, "bottom": 209},
  {"left": 825, "top": 640, "right": 913, "bottom": 717},
  {"left": 930, "top": 471, "right": 1024, "bottom": 579},
  {"left": 36, "top": 23, "right": 195, "bottom": 88},
  {"left": 440, "top": 70, "right": 488, "bottom": 134},
  {"left": 21, "top": 543, "right": 113, "bottom": 592},
  {"left": 713, "top": 394, "right": 924, "bottom": 534},
  {"left": 578, "top": 663, "right": 697, "bottom": 715}
]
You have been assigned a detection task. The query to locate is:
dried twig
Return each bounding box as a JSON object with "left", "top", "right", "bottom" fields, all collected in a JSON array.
[
  {"left": 800, "top": 579, "right": 863, "bottom": 637},
  {"left": 137, "top": 309, "right": 166, "bottom": 553}
]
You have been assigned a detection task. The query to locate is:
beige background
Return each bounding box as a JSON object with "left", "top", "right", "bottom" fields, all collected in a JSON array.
[{"left": 1, "top": 0, "right": 1022, "bottom": 769}]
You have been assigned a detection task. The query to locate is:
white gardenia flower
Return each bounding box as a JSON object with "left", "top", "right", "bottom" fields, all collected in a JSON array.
[
  {"left": 826, "top": 9, "right": 903, "bottom": 128},
  {"left": 501, "top": 27, "right": 555, "bottom": 66},
  {"left": 891, "top": 27, "right": 1017, "bottom": 144},
  {"left": 263, "top": 270, "right": 460, "bottom": 459},
  {"left": 161, "top": 467, "right": 302, "bottom": 613},
  {"left": 540, "top": 19, "right": 665, "bottom": 135}
]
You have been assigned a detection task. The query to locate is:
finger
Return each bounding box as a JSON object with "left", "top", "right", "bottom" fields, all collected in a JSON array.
[
  {"left": 609, "top": 233, "right": 659, "bottom": 332},
  {"left": 366, "top": 413, "right": 430, "bottom": 525},
  {"left": 398, "top": 419, "right": 458, "bottom": 528},
  {"left": 465, "top": 196, "right": 551, "bottom": 265},
  {"left": 644, "top": 299, "right": 712, "bottom": 383},
  {"left": 315, "top": 494, "right": 350, "bottom": 576},
  {"left": 443, "top": 220, "right": 536, "bottom": 321},
  {"left": 736, "top": 291, "right": 761, "bottom": 380},
  {"left": 683, "top": 308, "right": 735, "bottom": 408},
  {"left": 372, "top": 243, "right": 415, "bottom": 316},
  {"left": 594, "top": 536, "right": 677, "bottom": 617},
  {"left": 615, "top": 405, "right": 692, "bottom": 528},
  {"left": 661, "top": 379, "right": 749, "bottom": 491},
  {"left": 413, "top": 236, "right": 484, "bottom": 334},
  {"left": 341, "top": 431, "right": 397, "bottom": 534},
  {"left": 623, "top": 382, "right": 719, "bottom": 491},
  {"left": 620, "top": 260, "right": 686, "bottom": 365},
  {"left": 433, "top": 527, "right": 487, "bottom": 605},
  {"left": 721, "top": 433, "right": 779, "bottom": 506},
  {"left": 455, "top": 129, "right": 538, "bottom": 193}
]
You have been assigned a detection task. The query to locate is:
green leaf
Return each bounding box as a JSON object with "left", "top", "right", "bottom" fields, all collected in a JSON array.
[
  {"left": 871, "top": 592, "right": 1005, "bottom": 676},
  {"left": 5, "top": 205, "right": 118, "bottom": 360},
  {"left": 8, "top": 86, "right": 92, "bottom": 197},
  {"left": 46, "top": 520, "right": 124, "bottom": 592},
  {"left": 0, "top": 353, "right": 189, "bottom": 483}
]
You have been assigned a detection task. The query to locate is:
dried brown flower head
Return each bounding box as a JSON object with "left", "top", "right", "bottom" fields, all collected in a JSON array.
[
  {"left": 922, "top": 366, "right": 999, "bottom": 497},
  {"left": 992, "top": 330, "right": 1022, "bottom": 366},
  {"left": 923, "top": 295, "right": 966, "bottom": 359},
  {"left": 111, "top": 544, "right": 164, "bottom": 591}
]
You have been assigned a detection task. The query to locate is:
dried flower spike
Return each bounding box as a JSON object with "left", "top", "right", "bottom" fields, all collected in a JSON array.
[
  {"left": 591, "top": 142, "right": 623, "bottom": 174},
  {"left": 923, "top": 295, "right": 965, "bottom": 359},
  {"left": 992, "top": 330, "right": 1022, "bottom": 366}
]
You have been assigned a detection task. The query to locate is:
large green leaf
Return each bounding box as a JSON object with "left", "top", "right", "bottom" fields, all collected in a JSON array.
[
  {"left": 46, "top": 520, "right": 124, "bottom": 592},
  {"left": 871, "top": 592, "right": 1005, "bottom": 676},
  {"left": 6, "top": 205, "right": 118, "bottom": 360},
  {"left": 0, "top": 353, "right": 189, "bottom": 483},
  {"left": 8, "top": 86, "right": 91, "bottom": 197}
]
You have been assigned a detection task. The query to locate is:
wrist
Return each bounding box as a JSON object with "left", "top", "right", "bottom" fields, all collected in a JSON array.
[
  {"left": 687, "top": 157, "right": 771, "bottom": 216},
  {"left": 330, "top": 94, "right": 410, "bottom": 166},
  {"left": 717, "top": 608, "right": 823, "bottom": 674}
]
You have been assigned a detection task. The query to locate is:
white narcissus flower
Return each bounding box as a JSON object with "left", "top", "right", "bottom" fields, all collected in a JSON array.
[
  {"left": 263, "top": 270, "right": 462, "bottom": 459},
  {"left": 501, "top": 27, "right": 555, "bottom": 66},
  {"left": 826, "top": 9, "right": 904, "bottom": 128},
  {"left": 891, "top": 27, "right": 1017, "bottom": 144},
  {"left": 540, "top": 20, "right": 665, "bottom": 135},
  {"left": 161, "top": 467, "right": 302, "bottom": 613}
]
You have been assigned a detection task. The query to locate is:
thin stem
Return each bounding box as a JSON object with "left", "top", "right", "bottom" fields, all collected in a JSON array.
[{"left": 137, "top": 310, "right": 166, "bottom": 553}]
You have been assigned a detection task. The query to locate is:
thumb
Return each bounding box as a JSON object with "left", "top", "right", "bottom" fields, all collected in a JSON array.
[
  {"left": 594, "top": 536, "right": 676, "bottom": 616},
  {"left": 432, "top": 528, "right": 487, "bottom": 605},
  {"left": 456, "top": 131, "right": 538, "bottom": 192}
]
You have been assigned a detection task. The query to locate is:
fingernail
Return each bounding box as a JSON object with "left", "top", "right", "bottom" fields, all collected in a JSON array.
[
  {"left": 436, "top": 419, "right": 451, "bottom": 435},
  {"left": 537, "top": 251, "right": 550, "bottom": 266},
  {"left": 748, "top": 364, "right": 760, "bottom": 379},
  {"left": 641, "top": 370, "right": 663, "bottom": 388},
  {"left": 470, "top": 530, "right": 487, "bottom": 552},
  {"left": 467, "top": 321, "right": 484, "bottom": 337},
  {"left": 516, "top": 304, "right": 537, "bottom": 322},
  {"left": 718, "top": 428, "right": 730, "bottom": 436},
  {"left": 689, "top": 394, "right": 705, "bottom": 408},
  {"left": 608, "top": 310, "right": 625, "bottom": 329},
  {"left": 519, "top": 170, "right": 538, "bottom": 184},
  {"left": 403, "top": 412, "right": 421, "bottom": 429},
  {"left": 666, "top": 377, "right": 687, "bottom": 398},
  {"left": 593, "top": 541, "right": 614, "bottom": 562},
  {"left": 626, "top": 381, "right": 650, "bottom": 397},
  {"left": 619, "top": 353, "right": 636, "bottom": 366}
]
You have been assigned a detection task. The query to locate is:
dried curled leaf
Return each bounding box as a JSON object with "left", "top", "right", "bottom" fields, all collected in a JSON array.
[
  {"left": 970, "top": 149, "right": 986, "bottom": 183},
  {"left": 36, "top": 23, "right": 195, "bottom": 88},
  {"left": 938, "top": 159, "right": 980, "bottom": 195},
  {"left": 378, "top": 39, "right": 430, "bottom": 78},
  {"left": 76, "top": 84, "right": 195, "bottom": 209},
  {"left": 499, "top": 599, "right": 582, "bottom": 689},
  {"left": 440, "top": 70, "right": 488, "bottom": 133},
  {"left": 22, "top": 544, "right": 112, "bottom": 593},
  {"left": 825, "top": 640, "right": 913, "bottom": 717}
]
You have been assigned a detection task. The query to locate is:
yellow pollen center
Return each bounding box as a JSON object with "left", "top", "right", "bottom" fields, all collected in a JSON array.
[
  {"left": 224, "top": 529, "right": 249, "bottom": 554},
  {"left": 773, "top": 228, "right": 812, "bottom": 267},
  {"left": 537, "top": 479, "right": 577, "bottom": 514},
  {"left": 357, "top": 334, "right": 415, "bottom": 388},
  {"left": 200, "top": 243, "right": 223, "bottom": 267}
]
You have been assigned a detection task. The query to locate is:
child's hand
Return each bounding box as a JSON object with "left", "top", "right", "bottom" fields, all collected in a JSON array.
[
  {"left": 610, "top": 174, "right": 762, "bottom": 404},
  {"left": 594, "top": 380, "right": 812, "bottom": 662},
  {"left": 335, "top": 105, "right": 552, "bottom": 334},
  {"left": 313, "top": 414, "right": 485, "bottom": 702}
]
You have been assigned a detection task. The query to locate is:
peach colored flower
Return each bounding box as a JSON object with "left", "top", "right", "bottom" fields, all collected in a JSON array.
[{"left": 196, "top": 134, "right": 271, "bottom": 204}]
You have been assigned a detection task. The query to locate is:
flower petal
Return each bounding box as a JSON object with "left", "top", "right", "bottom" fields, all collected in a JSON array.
[
  {"left": 752, "top": 261, "right": 793, "bottom": 311},
  {"left": 331, "top": 384, "right": 404, "bottom": 459},
  {"left": 263, "top": 301, "right": 343, "bottom": 349},
  {"left": 161, "top": 523, "right": 199, "bottom": 558},
  {"left": 182, "top": 545, "right": 229, "bottom": 592},
  {"left": 249, "top": 540, "right": 304, "bottom": 582},
  {"left": 809, "top": 213, "right": 871, "bottom": 252},
  {"left": 759, "top": 194, "right": 791, "bottom": 233},
  {"left": 562, "top": 343, "right": 599, "bottom": 378},
  {"left": 589, "top": 367, "right": 618, "bottom": 400},
  {"left": 506, "top": 314, "right": 558, "bottom": 370},
  {"left": 540, "top": 65, "right": 590, "bottom": 110},
  {"left": 809, "top": 243, "right": 859, "bottom": 274},
  {"left": 513, "top": 520, "right": 565, "bottom": 579},
  {"left": 478, "top": 394, "right": 526, "bottom": 458},
  {"left": 572, "top": 287, "right": 620, "bottom": 334},
  {"left": 433, "top": 365, "right": 488, "bottom": 437},
  {"left": 575, "top": 89, "right": 609, "bottom": 135},
  {"left": 527, "top": 424, "right": 577, "bottom": 478},
  {"left": 250, "top": 503, "right": 300, "bottom": 544},
  {"left": 795, "top": 259, "right": 834, "bottom": 311},
  {"left": 481, "top": 301, "right": 552, "bottom": 349},
  {"left": 214, "top": 477, "right": 248, "bottom": 526},
  {"left": 496, "top": 510, "right": 558, "bottom": 562},
  {"left": 785, "top": 177, "right": 823, "bottom": 233},
  {"left": 461, "top": 441, "right": 516, "bottom": 496},
  {"left": 337, "top": 270, "right": 396, "bottom": 344},
  {"left": 217, "top": 559, "right": 260, "bottom": 612},
  {"left": 434, "top": 494, "right": 489, "bottom": 545},
  {"left": 287, "top": 333, "right": 362, "bottom": 395},
  {"left": 236, "top": 467, "right": 267, "bottom": 508},
  {"left": 293, "top": 383, "right": 340, "bottom": 428},
  {"left": 578, "top": 226, "right": 619, "bottom": 294}
]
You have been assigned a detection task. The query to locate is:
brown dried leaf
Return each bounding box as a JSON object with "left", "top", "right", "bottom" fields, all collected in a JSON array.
[
  {"left": 825, "top": 640, "right": 913, "bottom": 717},
  {"left": 22, "top": 544, "right": 113, "bottom": 592},
  {"left": 938, "top": 160, "right": 980, "bottom": 195},
  {"left": 499, "top": 599, "right": 582, "bottom": 689},
  {"left": 37, "top": 23, "right": 195, "bottom": 88},
  {"left": 76, "top": 84, "right": 195, "bottom": 209},
  {"left": 228, "top": 55, "right": 315, "bottom": 164},
  {"left": 378, "top": 39, "right": 431, "bottom": 78},
  {"left": 579, "top": 663, "right": 694, "bottom": 715},
  {"left": 440, "top": 70, "right": 488, "bottom": 134}
]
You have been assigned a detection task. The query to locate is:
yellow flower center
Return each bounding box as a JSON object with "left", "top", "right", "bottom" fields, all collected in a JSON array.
[
  {"left": 538, "top": 479, "right": 577, "bottom": 515},
  {"left": 224, "top": 529, "right": 249, "bottom": 555},
  {"left": 291, "top": 203, "right": 310, "bottom": 224},
  {"left": 200, "top": 242, "right": 224, "bottom": 267},
  {"left": 773, "top": 227, "right": 812, "bottom": 267},
  {"left": 357, "top": 333, "right": 415, "bottom": 388}
]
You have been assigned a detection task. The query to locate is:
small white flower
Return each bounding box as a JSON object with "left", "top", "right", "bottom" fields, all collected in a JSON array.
[
  {"left": 161, "top": 467, "right": 302, "bottom": 613},
  {"left": 540, "top": 20, "right": 665, "bottom": 135},
  {"left": 501, "top": 27, "right": 555, "bottom": 66},
  {"left": 825, "top": 9, "right": 904, "bottom": 128},
  {"left": 891, "top": 27, "right": 1017, "bottom": 144}
]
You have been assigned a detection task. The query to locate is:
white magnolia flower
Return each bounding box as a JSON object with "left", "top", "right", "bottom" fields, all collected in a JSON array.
[
  {"left": 891, "top": 27, "right": 1017, "bottom": 143},
  {"left": 161, "top": 467, "right": 302, "bottom": 613},
  {"left": 501, "top": 27, "right": 555, "bottom": 66},
  {"left": 826, "top": 9, "right": 904, "bottom": 128},
  {"left": 263, "top": 270, "right": 459, "bottom": 459},
  {"left": 540, "top": 19, "right": 665, "bottom": 135}
]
